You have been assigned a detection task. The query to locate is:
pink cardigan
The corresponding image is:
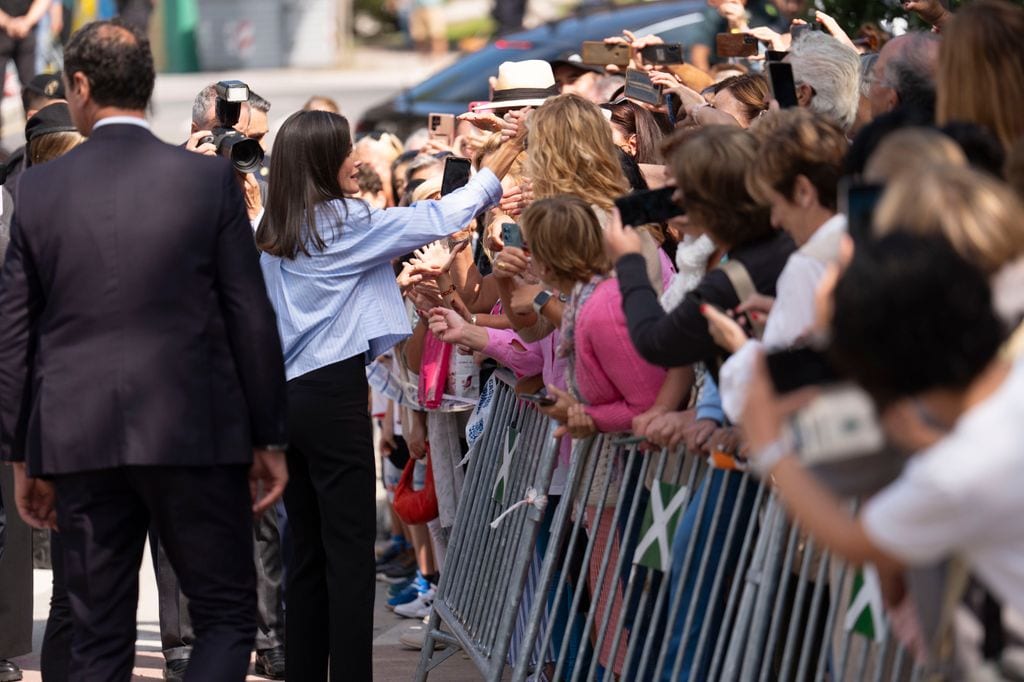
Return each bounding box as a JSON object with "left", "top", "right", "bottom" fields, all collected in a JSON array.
[{"left": 575, "top": 279, "right": 666, "bottom": 432}]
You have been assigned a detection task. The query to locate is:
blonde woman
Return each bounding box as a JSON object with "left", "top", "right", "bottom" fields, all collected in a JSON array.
[{"left": 491, "top": 94, "right": 673, "bottom": 342}]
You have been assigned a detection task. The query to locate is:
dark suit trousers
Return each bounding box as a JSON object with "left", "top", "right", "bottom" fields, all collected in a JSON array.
[
  {"left": 0, "top": 465, "right": 32, "bottom": 659},
  {"left": 284, "top": 357, "right": 376, "bottom": 682},
  {"left": 53, "top": 465, "right": 256, "bottom": 682},
  {"left": 151, "top": 509, "right": 285, "bottom": 659},
  {"left": 41, "top": 530, "right": 73, "bottom": 681}
]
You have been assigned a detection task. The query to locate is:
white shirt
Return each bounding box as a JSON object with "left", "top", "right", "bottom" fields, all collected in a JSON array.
[
  {"left": 92, "top": 116, "right": 150, "bottom": 131},
  {"left": 720, "top": 214, "right": 847, "bottom": 422},
  {"left": 862, "top": 360, "right": 1024, "bottom": 615}
]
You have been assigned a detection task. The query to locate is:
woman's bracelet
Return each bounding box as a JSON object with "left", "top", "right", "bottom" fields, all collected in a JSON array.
[
  {"left": 439, "top": 285, "right": 456, "bottom": 298},
  {"left": 751, "top": 438, "right": 793, "bottom": 478}
]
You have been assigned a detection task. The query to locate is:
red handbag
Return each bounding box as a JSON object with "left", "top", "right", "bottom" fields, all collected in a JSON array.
[{"left": 393, "top": 446, "right": 439, "bottom": 525}]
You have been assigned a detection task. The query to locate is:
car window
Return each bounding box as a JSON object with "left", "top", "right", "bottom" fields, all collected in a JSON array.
[
  {"left": 406, "top": 1, "right": 710, "bottom": 106},
  {"left": 641, "top": 9, "right": 719, "bottom": 62}
]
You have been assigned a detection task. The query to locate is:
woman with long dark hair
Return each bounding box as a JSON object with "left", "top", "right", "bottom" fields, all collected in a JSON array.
[{"left": 256, "top": 110, "right": 523, "bottom": 681}]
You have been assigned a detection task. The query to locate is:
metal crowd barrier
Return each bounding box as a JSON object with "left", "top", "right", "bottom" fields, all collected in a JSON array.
[{"left": 416, "top": 375, "right": 953, "bottom": 681}]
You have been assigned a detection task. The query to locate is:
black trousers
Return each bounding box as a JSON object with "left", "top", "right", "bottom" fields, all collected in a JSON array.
[
  {"left": 41, "top": 531, "right": 73, "bottom": 681},
  {"left": 0, "top": 466, "right": 32, "bottom": 660},
  {"left": 0, "top": 30, "right": 36, "bottom": 129},
  {"left": 151, "top": 508, "right": 286, "bottom": 659},
  {"left": 284, "top": 357, "right": 376, "bottom": 682},
  {"left": 53, "top": 465, "right": 256, "bottom": 682}
]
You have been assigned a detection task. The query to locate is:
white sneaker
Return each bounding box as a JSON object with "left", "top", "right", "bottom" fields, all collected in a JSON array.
[
  {"left": 398, "top": 622, "right": 447, "bottom": 650},
  {"left": 394, "top": 587, "right": 435, "bottom": 619}
]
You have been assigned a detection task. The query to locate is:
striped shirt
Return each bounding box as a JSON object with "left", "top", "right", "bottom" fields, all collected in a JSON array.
[{"left": 260, "top": 168, "right": 503, "bottom": 380}]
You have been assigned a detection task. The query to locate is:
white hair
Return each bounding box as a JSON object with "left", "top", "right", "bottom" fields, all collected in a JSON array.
[{"left": 787, "top": 32, "right": 861, "bottom": 131}]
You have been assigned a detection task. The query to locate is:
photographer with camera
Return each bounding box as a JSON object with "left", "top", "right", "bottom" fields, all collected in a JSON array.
[{"left": 187, "top": 81, "right": 267, "bottom": 227}]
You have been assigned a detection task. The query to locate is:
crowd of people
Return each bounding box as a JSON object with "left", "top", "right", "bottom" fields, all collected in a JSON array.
[{"left": 0, "top": 0, "right": 1024, "bottom": 681}]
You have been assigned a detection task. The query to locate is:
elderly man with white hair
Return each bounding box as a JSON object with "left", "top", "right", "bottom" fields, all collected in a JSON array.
[{"left": 786, "top": 31, "right": 862, "bottom": 132}]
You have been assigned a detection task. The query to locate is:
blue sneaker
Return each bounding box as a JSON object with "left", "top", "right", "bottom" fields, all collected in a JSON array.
[
  {"left": 387, "top": 576, "right": 414, "bottom": 597},
  {"left": 376, "top": 536, "right": 409, "bottom": 567},
  {"left": 387, "top": 573, "right": 429, "bottom": 610}
]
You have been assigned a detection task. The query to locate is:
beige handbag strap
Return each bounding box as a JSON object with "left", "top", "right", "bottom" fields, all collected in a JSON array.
[{"left": 719, "top": 259, "right": 765, "bottom": 339}]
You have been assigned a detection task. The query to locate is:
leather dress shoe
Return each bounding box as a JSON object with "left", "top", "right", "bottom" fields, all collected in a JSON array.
[
  {"left": 0, "top": 659, "right": 22, "bottom": 682},
  {"left": 164, "top": 657, "right": 189, "bottom": 682},
  {"left": 255, "top": 646, "right": 286, "bottom": 680}
]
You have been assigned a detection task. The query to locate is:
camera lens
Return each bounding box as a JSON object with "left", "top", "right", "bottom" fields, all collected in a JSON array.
[
  {"left": 228, "top": 138, "right": 265, "bottom": 175},
  {"left": 213, "top": 130, "right": 265, "bottom": 174}
]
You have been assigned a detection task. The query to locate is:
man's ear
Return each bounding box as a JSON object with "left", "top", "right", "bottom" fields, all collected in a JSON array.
[
  {"left": 793, "top": 174, "right": 819, "bottom": 209},
  {"left": 70, "top": 71, "right": 91, "bottom": 102},
  {"left": 796, "top": 82, "right": 814, "bottom": 109}
]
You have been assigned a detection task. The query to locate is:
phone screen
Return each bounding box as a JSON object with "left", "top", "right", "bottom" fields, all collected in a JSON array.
[
  {"left": 614, "top": 187, "right": 685, "bottom": 227},
  {"left": 768, "top": 62, "right": 799, "bottom": 109},
  {"left": 440, "top": 156, "right": 472, "bottom": 196},
  {"left": 766, "top": 50, "right": 788, "bottom": 63},
  {"left": 766, "top": 347, "right": 840, "bottom": 394},
  {"left": 839, "top": 179, "right": 885, "bottom": 245}
]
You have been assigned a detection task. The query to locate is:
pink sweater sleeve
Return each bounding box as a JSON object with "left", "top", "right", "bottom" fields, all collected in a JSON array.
[
  {"left": 575, "top": 283, "right": 666, "bottom": 432},
  {"left": 482, "top": 328, "right": 545, "bottom": 378}
]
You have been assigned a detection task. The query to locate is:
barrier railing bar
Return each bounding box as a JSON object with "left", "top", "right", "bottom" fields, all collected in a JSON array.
[
  {"left": 486, "top": 428, "right": 560, "bottom": 681},
  {"left": 635, "top": 458, "right": 702, "bottom": 680},
  {"left": 757, "top": 521, "right": 802, "bottom": 682},
  {"left": 707, "top": 480, "right": 769, "bottom": 682},
  {"left": 671, "top": 468, "right": 737, "bottom": 682},
  {"left": 605, "top": 447, "right": 670, "bottom": 675},
  {"left": 553, "top": 437, "right": 619, "bottom": 682},
  {"left": 510, "top": 434, "right": 596, "bottom": 682},
  {"left": 796, "top": 541, "right": 832, "bottom": 681},
  {"left": 585, "top": 445, "right": 646, "bottom": 682},
  {"left": 653, "top": 465, "right": 716, "bottom": 681},
  {"left": 779, "top": 532, "right": 819, "bottom": 681},
  {"left": 690, "top": 472, "right": 756, "bottom": 682}
]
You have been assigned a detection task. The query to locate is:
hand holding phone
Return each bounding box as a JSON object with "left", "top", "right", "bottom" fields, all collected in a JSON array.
[
  {"left": 623, "top": 69, "right": 663, "bottom": 106},
  {"left": 581, "top": 41, "right": 631, "bottom": 67},
  {"left": 716, "top": 33, "right": 759, "bottom": 58},
  {"left": 613, "top": 187, "right": 685, "bottom": 227},
  {"left": 768, "top": 61, "right": 799, "bottom": 109},
  {"left": 520, "top": 390, "right": 557, "bottom": 407},
  {"left": 639, "top": 43, "right": 684, "bottom": 65},
  {"left": 428, "top": 113, "right": 455, "bottom": 146},
  {"left": 440, "top": 156, "right": 472, "bottom": 196},
  {"left": 501, "top": 222, "right": 524, "bottom": 249}
]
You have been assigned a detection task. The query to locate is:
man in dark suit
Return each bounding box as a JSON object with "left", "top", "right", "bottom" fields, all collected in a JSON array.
[{"left": 0, "top": 20, "right": 288, "bottom": 682}]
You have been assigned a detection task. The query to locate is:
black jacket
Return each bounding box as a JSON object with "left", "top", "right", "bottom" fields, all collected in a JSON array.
[{"left": 0, "top": 123, "right": 287, "bottom": 476}]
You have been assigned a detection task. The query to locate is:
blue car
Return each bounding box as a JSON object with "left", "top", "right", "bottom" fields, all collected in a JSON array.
[{"left": 356, "top": 0, "right": 713, "bottom": 138}]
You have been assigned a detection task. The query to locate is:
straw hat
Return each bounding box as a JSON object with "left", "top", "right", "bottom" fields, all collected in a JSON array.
[{"left": 474, "top": 60, "right": 559, "bottom": 110}]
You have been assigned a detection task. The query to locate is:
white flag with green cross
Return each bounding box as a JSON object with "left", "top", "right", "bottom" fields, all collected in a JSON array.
[
  {"left": 844, "top": 564, "right": 887, "bottom": 643},
  {"left": 492, "top": 425, "right": 518, "bottom": 505}
]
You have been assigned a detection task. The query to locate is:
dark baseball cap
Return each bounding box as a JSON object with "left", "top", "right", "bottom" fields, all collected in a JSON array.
[
  {"left": 24, "top": 72, "right": 66, "bottom": 101},
  {"left": 25, "top": 102, "right": 76, "bottom": 143}
]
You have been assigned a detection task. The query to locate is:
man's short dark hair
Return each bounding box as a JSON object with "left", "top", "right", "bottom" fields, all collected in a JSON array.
[
  {"left": 64, "top": 20, "right": 154, "bottom": 111},
  {"left": 248, "top": 90, "right": 271, "bottom": 114},
  {"left": 829, "top": 232, "right": 1006, "bottom": 405}
]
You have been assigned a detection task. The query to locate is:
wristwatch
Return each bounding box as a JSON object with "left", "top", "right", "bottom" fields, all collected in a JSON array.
[{"left": 532, "top": 290, "right": 554, "bottom": 316}]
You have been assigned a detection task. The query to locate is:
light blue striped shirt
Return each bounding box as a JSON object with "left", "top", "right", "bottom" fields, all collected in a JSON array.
[{"left": 261, "top": 168, "right": 503, "bottom": 380}]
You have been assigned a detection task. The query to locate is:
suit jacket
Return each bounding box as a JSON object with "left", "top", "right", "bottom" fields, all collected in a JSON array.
[{"left": 0, "top": 122, "right": 287, "bottom": 476}]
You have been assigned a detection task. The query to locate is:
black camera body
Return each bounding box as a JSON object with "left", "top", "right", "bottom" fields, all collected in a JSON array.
[{"left": 200, "top": 80, "right": 264, "bottom": 174}]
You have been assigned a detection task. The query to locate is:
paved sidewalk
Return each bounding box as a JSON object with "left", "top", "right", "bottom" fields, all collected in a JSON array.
[{"left": 12, "top": 557, "right": 483, "bottom": 681}]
